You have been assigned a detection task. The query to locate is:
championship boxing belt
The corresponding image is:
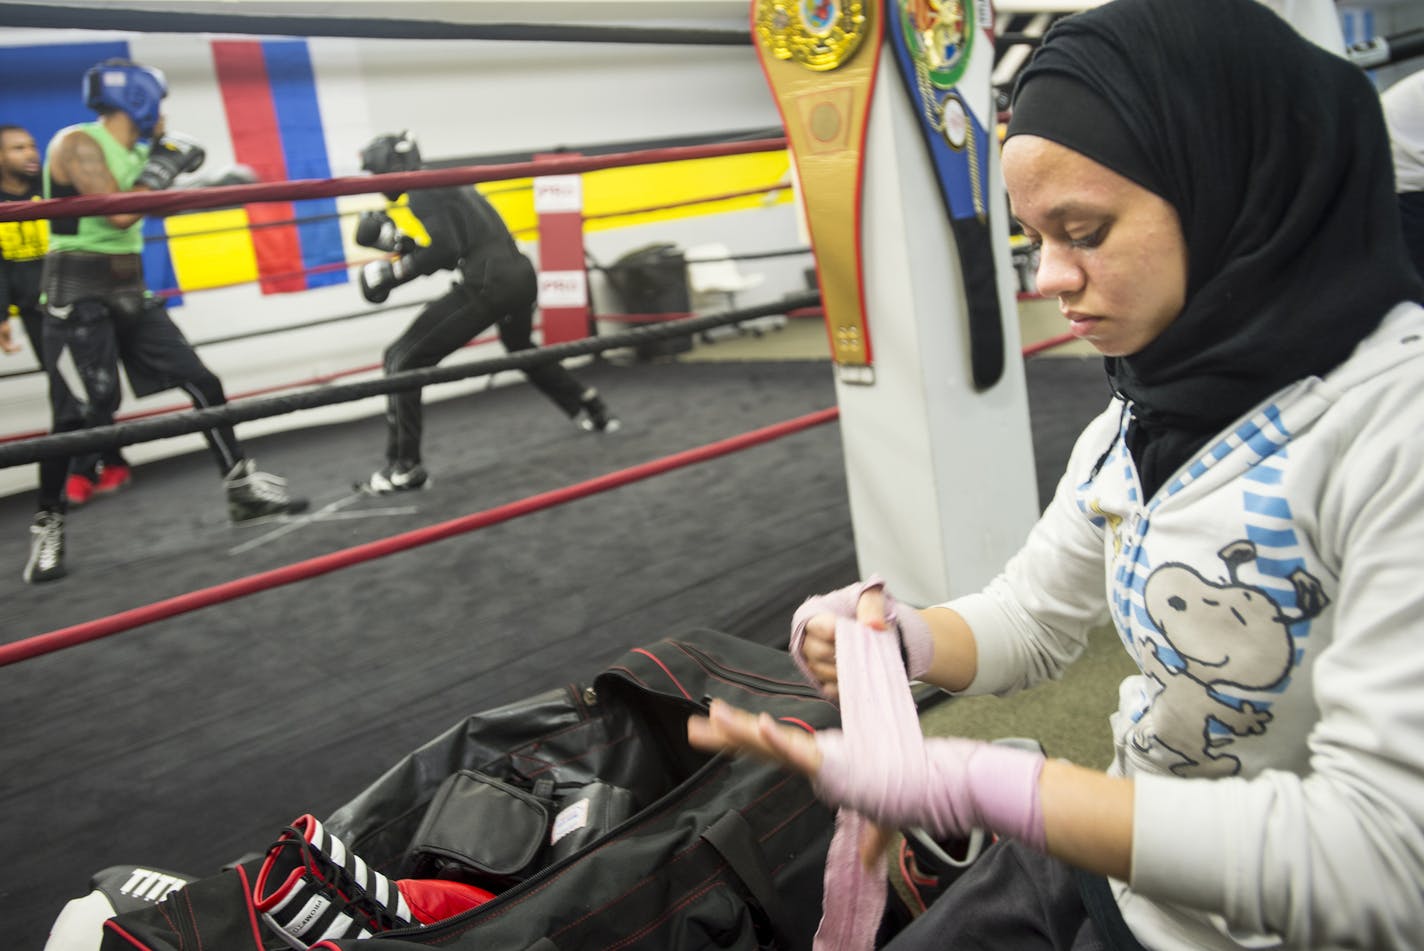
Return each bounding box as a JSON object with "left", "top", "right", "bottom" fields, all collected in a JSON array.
[
  {"left": 753, "top": 0, "right": 884, "bottom": 384},
  {"left": 886, "top": 0, "right": 1005, "bottom": 390}
]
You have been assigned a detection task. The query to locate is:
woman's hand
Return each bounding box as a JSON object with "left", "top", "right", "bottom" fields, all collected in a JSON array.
[
  {"left": 796, "top": 611, "right": 843, "bottom": 701},
  {"left": 688, "top": 698, "right": 894, "bottom": 868},
  {"left": 790, "top": 577, "right": 934, "bottom": 701},
  {"left": 694, "top": 590, "right": 899, "bottom": 869},
  {"left": 687, "top": 698, "right": 823, "bottom": 776}
]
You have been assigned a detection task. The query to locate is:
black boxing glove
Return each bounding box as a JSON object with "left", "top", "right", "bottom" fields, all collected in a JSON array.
[
  {"left": 136, "top": 132, "right": 207, "bottom": 191},
  {"left": 354, "top": 211, "right": 416, "bottom": 254},
  {"left": 359, "top": 256, "right": 414, "bottom": 304}
]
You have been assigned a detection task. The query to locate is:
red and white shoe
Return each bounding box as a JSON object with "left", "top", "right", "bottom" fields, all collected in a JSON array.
[{"left": 253, "top": 814, "right": 492, "bottom": 949}]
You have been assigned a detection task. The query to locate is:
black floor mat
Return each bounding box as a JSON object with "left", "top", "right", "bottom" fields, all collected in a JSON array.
[{"left": 0, "top": 354, "right": 1109, "bottom": 947}]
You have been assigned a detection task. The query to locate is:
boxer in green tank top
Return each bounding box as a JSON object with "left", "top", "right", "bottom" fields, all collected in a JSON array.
[{"left": 23, "top": 58, "right": 307, "bottom": 585}]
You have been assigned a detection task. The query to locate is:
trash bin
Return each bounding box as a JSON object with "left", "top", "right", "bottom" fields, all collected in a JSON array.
[{"left": 604, "top": 242, "right": 694, "bottom": 360}]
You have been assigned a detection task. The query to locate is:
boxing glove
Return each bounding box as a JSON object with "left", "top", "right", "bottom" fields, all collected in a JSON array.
[
  {"left": 397, "top": 877, "right": 496, "bottom": 924},
  {"left": 360, "top": 256, "right": 414, "bottom": 304},
  {"left": 354, "top": 210, "right": 415, "bottom": 254},
  {"left": 135, "top": 132, "right": 206, "bottom": 191}
]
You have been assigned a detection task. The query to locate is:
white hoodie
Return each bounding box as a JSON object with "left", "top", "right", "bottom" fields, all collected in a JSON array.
[{"left": 941, "top": 302, "right": 1424, "bottom": 949}]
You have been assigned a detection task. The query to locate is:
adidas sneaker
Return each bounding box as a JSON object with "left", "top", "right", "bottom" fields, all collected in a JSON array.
[{"left": 253, "top": 814, "right": 415, "bottom": 948}]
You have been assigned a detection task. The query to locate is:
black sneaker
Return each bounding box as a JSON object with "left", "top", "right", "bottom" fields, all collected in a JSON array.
[
  {"left": 574, "top": 389, "right": 621, "bottom": 433},
  {"left": 253, "top": 814, "right": 415, "bottom": 947},
  {"left": 225, "top": 460, "right": 309, "bottom": 523},
  {"left": 23, "top": 511, "right": 66, "bottom": 583},
  {"left": 357, "top": 462, "right": 429, "bottom": 495}
]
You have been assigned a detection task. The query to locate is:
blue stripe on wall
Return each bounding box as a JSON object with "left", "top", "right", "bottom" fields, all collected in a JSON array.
[
  {"left": 0, "top": 40, "right": 129, "bottom": 157},
  {"left": 0, "top": 41, "right": 189, "bottom": 302},
  {"left": 262, "top": 40, "right": 346, "bottom": 290}
]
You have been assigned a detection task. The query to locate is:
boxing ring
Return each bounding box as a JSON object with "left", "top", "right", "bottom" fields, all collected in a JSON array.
[{"left": 0, "top": 7, "right": 1105, "bottom": 948}]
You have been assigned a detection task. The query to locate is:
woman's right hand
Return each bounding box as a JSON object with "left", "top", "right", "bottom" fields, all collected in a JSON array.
[
  {"left": 796, "top": 610, "right": 842, "bottom": 701},
  {"left": 789, "top": 577, "right": 934, "bottom": 702},
  {"left": 789, "top": 580, "right": 866, "bottom": 702}
]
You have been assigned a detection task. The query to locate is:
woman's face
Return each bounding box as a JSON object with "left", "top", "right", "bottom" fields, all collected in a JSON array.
[{"left": 1002, "top": 134, "right": 1188, "bottom": 357}]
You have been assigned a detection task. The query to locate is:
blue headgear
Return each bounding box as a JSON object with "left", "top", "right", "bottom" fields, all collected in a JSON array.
[{"left": 83, "top": 61, "right": 168, "bottom": 138}]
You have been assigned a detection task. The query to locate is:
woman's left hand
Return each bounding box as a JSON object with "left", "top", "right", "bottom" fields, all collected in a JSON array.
[
  {"left": 687, "top": 699, "right": 823, "bottom": 776},
  {"left": 688, "top": 699, "right": 896, "bottom": 869},
  {"left": 694, "top": 589, "right": 896, "bottom": 774}
]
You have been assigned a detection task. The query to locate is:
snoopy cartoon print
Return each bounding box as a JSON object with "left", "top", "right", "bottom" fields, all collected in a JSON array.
[{"left": 1131, "top": 540, "right": 1330, "bottom": 777}]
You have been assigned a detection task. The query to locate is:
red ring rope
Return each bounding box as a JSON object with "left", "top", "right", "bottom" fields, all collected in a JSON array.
[
  {"left": 0, "top": 407, "right": 839, "bottom": 667},
  {"left": 0, "top": 138, "right": 790, "bottom": 224}
]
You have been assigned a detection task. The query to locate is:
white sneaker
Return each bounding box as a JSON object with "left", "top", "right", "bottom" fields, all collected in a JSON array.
[
  {"left": 573, "top": 390, "right": 621, "bottom": 433},
  {"left": 225, "top": 460, "right": 309, "bottom": 522},
  {"left": 358, "top": 462, "right": 429, "bottom": 495},
  {"left": 23, "top": 511, "right": 66, "bottom": 583}
]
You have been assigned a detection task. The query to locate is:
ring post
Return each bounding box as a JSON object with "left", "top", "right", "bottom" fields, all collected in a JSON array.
[{"left": 756, "top": 0, "right": 1039, "bottom": 605}]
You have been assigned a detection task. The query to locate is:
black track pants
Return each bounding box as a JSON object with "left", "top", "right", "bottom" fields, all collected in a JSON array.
[{"left": 382, "top": 283, "right": 588, "bottom": 465}]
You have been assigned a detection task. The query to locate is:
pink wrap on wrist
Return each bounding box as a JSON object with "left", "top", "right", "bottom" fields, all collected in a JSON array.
[
  {"left": 788, "top": 575, "right": 935, "bottom": 693},
  {"left": 814, "top": 734, "right": 1046, "bottom": 851}
]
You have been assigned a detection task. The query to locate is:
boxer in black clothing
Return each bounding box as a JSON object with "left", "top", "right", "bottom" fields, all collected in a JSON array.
[{"left": 354, "top": 131, "right": 619, "bottom": 494}]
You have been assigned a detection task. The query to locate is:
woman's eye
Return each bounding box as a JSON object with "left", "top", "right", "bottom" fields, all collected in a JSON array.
[{"left": 1068, "top": 225, "right": 1107, "bottom": 250}]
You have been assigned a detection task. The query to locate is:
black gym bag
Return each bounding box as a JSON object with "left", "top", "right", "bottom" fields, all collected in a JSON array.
[{"left": 98, "top": 629, "right": 927, "bottom": 951}]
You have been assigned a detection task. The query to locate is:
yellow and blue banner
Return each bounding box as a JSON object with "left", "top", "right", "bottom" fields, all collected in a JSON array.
[{"left": 1, "top": 34, "right": 791, "bottom": 308}]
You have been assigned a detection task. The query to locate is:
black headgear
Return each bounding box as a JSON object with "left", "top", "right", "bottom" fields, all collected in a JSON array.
[{"left": 360, "top": 132, "right": 422, "bottom": 175}]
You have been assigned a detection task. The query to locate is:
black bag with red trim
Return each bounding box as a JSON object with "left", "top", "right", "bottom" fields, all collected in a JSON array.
[{"left": 99, "top": 629, "right": 913, "bottom": 951}]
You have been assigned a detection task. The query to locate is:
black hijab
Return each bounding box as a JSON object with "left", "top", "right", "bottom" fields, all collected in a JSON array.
[{"left": 1006, "top": 0, "right": 1423, "bottom": 497}]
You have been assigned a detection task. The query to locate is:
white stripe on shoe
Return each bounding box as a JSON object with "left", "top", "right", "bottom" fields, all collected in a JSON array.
[{"left": 314, "top": 909, "right": 359, "bottom": 944}]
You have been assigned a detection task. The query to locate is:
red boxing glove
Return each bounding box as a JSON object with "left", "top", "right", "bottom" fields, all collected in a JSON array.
[{"left": 396, "top": 877, "right": 494, "bottom": 924}]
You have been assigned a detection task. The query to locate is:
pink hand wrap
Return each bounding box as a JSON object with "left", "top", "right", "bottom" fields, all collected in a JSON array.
[
  {"left": 815, "top": 735, "right": 1046, "bottom": 849},
  {"left": 788, "top": 575, "right": 935, "bottom": 692},
  {"left": 807, "top": 618, "right": 1045, "bottom": 951}
]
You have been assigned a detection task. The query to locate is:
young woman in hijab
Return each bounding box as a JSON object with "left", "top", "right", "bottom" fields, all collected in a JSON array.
[{"left": 688, "top": 0, "right": 1424, "bottom": 948}]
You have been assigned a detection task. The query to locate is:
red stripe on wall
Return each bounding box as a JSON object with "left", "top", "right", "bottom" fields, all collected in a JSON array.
[{"left": 211, "top": 40, "right": 305, "bottom": 294}]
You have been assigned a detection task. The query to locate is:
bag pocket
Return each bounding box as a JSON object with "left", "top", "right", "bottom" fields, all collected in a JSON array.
[
  {"left": 407, "top": 770, "right": 551, "bottom": 888},
  {"left": 544, "top": 780, "right": 637, "bottom": 864}
]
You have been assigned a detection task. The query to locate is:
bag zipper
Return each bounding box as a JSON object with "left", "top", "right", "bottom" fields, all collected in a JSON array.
[{"left": 670, "top": 640, "right": 824, "bottom": 702}]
